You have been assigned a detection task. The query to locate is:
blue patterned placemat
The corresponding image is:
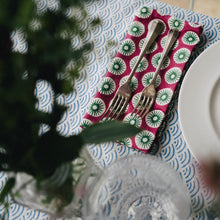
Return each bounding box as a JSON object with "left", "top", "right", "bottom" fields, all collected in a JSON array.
[{"left": 4, "top": 0, "right": 220, "bottom": 219}]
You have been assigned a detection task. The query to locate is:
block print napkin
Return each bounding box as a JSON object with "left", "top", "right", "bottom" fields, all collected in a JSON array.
[{"left": 82, "top": 6, "right": 203, "bottom": 153}]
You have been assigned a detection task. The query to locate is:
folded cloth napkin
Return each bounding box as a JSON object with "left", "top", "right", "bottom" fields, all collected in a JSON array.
[{"left": 81, "top": 6, "right": 203, "bottom": 153}]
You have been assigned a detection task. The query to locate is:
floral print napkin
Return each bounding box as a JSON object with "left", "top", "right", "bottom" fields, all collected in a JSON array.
[{"left": 82, "top": 6, "right": 203, "bottom": 153}]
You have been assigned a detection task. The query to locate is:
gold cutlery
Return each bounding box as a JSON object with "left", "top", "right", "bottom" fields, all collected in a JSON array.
[
  {"left": 102, "top": 19, "right": 165, "bottom": 120},
  {"left": 131, "top": 28, "right": 180, "bottom": 118}
]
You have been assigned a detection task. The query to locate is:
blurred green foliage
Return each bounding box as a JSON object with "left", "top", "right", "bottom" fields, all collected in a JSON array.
[
  {"left": 0, "top": 0, "right": 93, "bottom": 180},
  {"left": 0, "top": 0, "right": 140, "bottom": 208}
]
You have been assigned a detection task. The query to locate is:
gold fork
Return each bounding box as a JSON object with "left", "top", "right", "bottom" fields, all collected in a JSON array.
[
  {"left": 101, "top": 19, "right": 165, "bottom": 120},
  {"left": 131, "top": 28, "right": 180, "bottom": 119}
]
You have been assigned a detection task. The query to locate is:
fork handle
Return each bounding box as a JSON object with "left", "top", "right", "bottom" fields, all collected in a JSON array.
[
  {"left": 151, "top": 28, "right": 180, "bottom": 85},
  {"left": 127, "top": 19, "right": 164, "bottom": 83}
]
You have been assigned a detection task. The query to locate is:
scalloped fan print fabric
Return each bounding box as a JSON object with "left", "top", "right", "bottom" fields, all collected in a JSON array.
[{"left": 82, "top": 6, "right": 203, "bottom": 153}]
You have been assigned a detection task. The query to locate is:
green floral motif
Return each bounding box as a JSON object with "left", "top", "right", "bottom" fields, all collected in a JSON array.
[
  {"left": 99, "top": 77, "right": 116, "bottom": 95},
  {"left": 128, "top": 21, "right": 145, "bottom": 37},
  {"left": 156, "top": 88, "right": 173, "bottom": 106},
  {"left": 152, "top": 53, "right": 170, "bottom": 69},
  {"left": 139, "top": 38, "right": 157, "bottom": 54},
  {"left": 109, "top": 57, "right": 126, "bottom": 75},
  {"left": 161, "top": 36, "right": 178, "bottom": 50},
  {"left": 165, "top": 67, "right": 182, "bottom": 84},
  {"left": 80, "top": 119, "right": 92, "bottom": 128},
  {"left": 119, "top": 39, "right": 136, "bottom": 56},
  {"left": 135, "top": 130, "right": 155, "bottom": 150},
  {"left": 120, "top": 76, "right": 138, "bottom": 92},
  {"left": 136, "top": 6, "right": 153, "bottom": 18},
  {"left": 145, "top": 110, "right": 164, "bottom": 128},
  {"left": 168, "top": 17, "right": 184, "bottom": 31},
  {"left": 182, "top": 31, "right": 200, "bottom": 45},
  {"left": 142, "top": 72, "right": 161, "bottom": 88},
  {"left": 130, "top": 56, "right": 148, "bottom": 72},
  {"left": 88, "top": 98, "right": 106, "bottom": 117},
  {"left": 173, "top": 48, "right": 191, "bottom": 64},
  {"left": 123, "top": 113, "right": 142, "bottom": 128},
  {"left": 118, "top": 137, "right": 132, "bottom": 148}
]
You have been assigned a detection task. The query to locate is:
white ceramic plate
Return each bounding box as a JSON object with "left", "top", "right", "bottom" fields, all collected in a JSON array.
[{"left": 179, "top": 41, "right": 220, "bottom": 161}]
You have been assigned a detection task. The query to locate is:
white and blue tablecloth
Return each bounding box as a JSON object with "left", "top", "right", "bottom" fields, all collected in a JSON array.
[{"left": 4, "top": 0, "right": 220, "bottom": 219}]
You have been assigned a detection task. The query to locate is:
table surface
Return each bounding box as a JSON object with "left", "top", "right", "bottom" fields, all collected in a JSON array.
[{"left": 4, "top": 0, "right": 220, "bottom": 219}]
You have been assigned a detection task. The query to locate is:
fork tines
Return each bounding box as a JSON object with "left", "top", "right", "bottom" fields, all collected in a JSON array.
[
  {"left": 131, "top": 84, "right": 156, "bottom": 119},
  {"left": 101, "top": 94, "right": 129, "bottom": 121},
  {"left": 131, "top": 96, "right": 155, "bottom": 119}
]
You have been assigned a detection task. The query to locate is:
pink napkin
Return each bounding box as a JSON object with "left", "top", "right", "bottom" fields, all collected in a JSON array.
[{"left": 81, "top": 6, "right": 203, "bottom": 153}]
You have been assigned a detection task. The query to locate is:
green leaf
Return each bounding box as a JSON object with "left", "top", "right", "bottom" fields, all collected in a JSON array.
[
  {"left": 90, "top": 18, "right": 102, "bottom": 27},
  {"left": 33, "top": 131, "right": 83, "bottom": 179},
  {"left": 80, "top": 121, "right": 141, "bottom": 144},
  {"left": 0, "top": 177, "right": 15, "bottom": 203}
]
